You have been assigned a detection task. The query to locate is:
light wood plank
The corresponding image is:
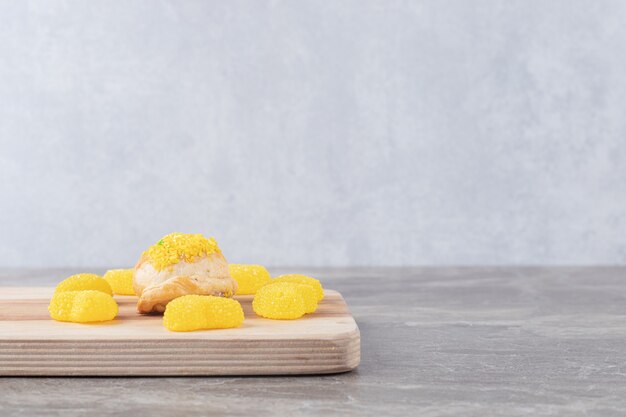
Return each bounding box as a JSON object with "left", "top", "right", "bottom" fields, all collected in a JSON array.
[{"left": 0, "top": 287, "right": 360, "bottom": 376}]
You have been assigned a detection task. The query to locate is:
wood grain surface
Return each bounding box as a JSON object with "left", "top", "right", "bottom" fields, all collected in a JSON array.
[{"left": 0, "top": 287, "right": 360, "bottom": 376}]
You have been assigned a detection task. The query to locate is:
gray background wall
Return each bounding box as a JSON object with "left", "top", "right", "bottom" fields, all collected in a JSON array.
[{"left": 1, "top": 0, "right": 625, "bottom": 268}]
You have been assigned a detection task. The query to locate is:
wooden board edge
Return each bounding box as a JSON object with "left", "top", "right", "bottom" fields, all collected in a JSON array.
[{"left": 0, "top": 326, "right": 361, "bottom": 376}]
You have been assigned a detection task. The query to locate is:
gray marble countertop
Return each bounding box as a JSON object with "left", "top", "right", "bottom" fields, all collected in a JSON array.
[{"left": 1, "top": 267, "right": 626, "bottom": 416}]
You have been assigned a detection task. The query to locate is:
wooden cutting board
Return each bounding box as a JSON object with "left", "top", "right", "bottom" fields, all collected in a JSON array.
[{"left": 0, "top": 287, "right": 360, "bottom": 376}]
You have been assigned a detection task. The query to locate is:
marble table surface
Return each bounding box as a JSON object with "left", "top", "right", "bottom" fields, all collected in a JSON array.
[{"left": 1, "top": 267, "right": 626, "bottom": 416}]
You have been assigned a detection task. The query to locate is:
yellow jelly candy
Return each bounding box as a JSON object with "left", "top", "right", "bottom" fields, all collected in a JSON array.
[
  {"left": 270, "top": 274, "right": 324, "bottom": 301},
  {"left": 48, "top": 290, "right": 118, "bottom": 323},
  {"left": 54, "top": 273, "right": 113, "bottom": 295},
  {"left": 163, "top": 295, "right": 244, "bottom": 332},
  {"left": 103, "top": 269, "right": 135, "bottom": 295},
  {"left": 253, "top": 283, "right": 306, "bottom": 320},
  {"left": 228, "top": 264, "right": 271, "bottom": 295},
  {"left": 265, "top": 282, "right": 318, "bottom": 314},
  {"left": 290, "top": 283, "right": 318, "bottom": 314}
]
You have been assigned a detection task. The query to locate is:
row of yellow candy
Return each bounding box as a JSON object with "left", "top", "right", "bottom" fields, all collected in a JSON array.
[
  {"left": 162, "top": 270, "right": 325, "bottom": 330},
  {"left": 49, "top": 273, "right": 119, "bottom": 323},
  {"left": 48, "top": 269, "right": 137, "bottom": 323},
  {"left": 48, "top": 267, "right": 325, "bottom": 330},
  {"left": 52, "top": 270, "right": 135, "bottom": 296},
  {"left": 228, "top": 264, "right": 324, "bottom": 320}
]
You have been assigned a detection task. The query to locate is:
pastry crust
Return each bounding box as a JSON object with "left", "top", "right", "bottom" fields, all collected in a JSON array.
[{"left": 133, "top": 252, "right": 237, "bottom": 314}]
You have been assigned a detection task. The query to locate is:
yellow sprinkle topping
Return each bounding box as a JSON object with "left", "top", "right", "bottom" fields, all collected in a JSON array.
[
  {"left": 228, "top": 264, "right": 271, "bottom": 295},
  {"left": 49, "top": 290, "right": 118, "bottom": 323},
  {"left": 143, "top": 233, "right": 221, "bottom": 271},
  {"left": 103, "top": 269, "right": 135, "bottom": 295},
  {"left": 163, "top": 295, "right": 244, "bottom": 332},
  {"left": 54, "top": 273, "right": 112, "bottom": 295}
]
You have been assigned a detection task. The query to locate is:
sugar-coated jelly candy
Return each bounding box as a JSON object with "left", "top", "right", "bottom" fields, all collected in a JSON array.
[
  {"left": 270, "top": 274, "right": 324, "bottom": 301},
  {"left": 228, "top": 264, "right": 271, "bottom": 295},
  {"left": 49, "top": 290, "right": 118, "bottom": 323},
  {"left": 54, "top": 273, "right": 113, "bottom": 295},
  {"left": 163, "top": 295, "right": 244, "bottom": 332},
  {"left": 253, "top": 283, "right": 307, "bottom": 320},
  {"left": 104, "top": 269, "right": 135, "bottom": 295}
]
